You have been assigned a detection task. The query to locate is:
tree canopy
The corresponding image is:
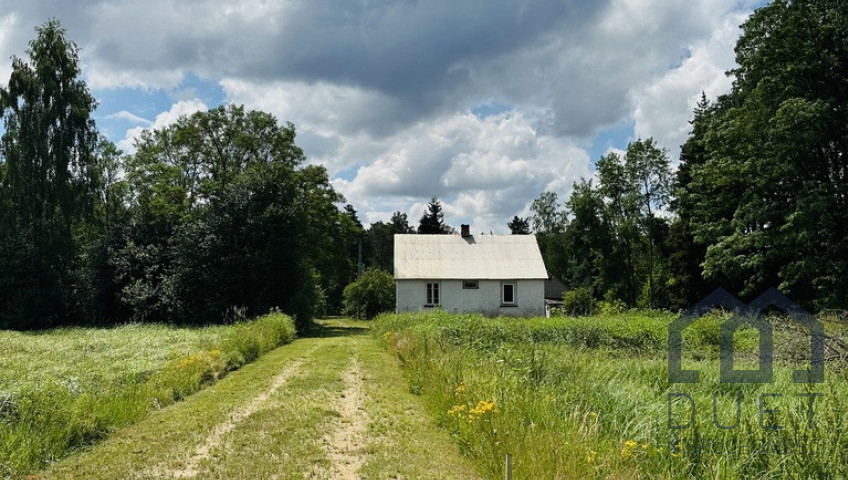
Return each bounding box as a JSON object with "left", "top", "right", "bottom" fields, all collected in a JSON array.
[
  {"left": 0, "top": 20, "right": 102, "bottom": 328},
  {"left": 417, "top": 197, "right": 453, "bottom": 234}
]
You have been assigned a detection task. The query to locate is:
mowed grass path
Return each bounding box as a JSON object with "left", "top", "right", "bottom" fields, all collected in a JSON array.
[{"left": 39, "top": 319, "right": 482, "bottom": 480}]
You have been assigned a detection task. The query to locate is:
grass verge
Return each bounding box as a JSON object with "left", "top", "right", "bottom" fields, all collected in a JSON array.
[
  {"left": 0, "top": 312, "right": 295, "bottom": 478},
  {"left": 374, "top": 310, "right": 848, "bottom": 479}
]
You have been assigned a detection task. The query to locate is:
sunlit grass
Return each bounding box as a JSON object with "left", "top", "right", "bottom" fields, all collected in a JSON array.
[
  {"left": 374, "top": 311, "right": 848, "bottom": 479},
  {"left": 0, "top": 313, "right": 296, "bottom": 478}
]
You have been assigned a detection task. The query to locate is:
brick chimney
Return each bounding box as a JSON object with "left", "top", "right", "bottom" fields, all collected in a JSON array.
[{"left": 461, "top": 224, "right": 471, "bottom": 238}]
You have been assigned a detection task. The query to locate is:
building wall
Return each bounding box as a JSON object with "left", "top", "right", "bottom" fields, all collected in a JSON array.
[{"left": 396, "top": 279, "right": 545, "bottom": 317}]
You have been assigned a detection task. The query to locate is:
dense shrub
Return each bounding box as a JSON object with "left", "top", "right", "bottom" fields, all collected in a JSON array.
[
  {"left": 342, "top": 268, "right": 395, "bottom": 319},
  {"left": 562, "top": 287, "right": 596, "bottom": 316}
]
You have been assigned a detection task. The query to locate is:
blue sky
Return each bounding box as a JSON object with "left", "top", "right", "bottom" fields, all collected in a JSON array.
[{"left": 0, "top": 1, "right": 763, "bottom": 232}]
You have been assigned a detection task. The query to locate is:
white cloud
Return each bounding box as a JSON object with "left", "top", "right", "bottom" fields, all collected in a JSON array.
[
  {"left": 106, "top": 110, "right": 153, "bottom": 125},
  {"left": 221, "top": 78, "right": 406, "bottom": 171},
  {"left": 116, "top": 99, "right": 208, "bottom": 153},
  {"left": 632, "top": 12, "right": 748, "bottom": 162},
  {"left": 84, "top": 68, "right": 186, "bottom": 91},
  {"left": 0, "top": 14, "right": 19, "bottom": 85},
  {"left": 334, "top": 111, "right": 592, "bottom": 234},
  {"left": 0, "top": 0, "right": 761, "bottom": 227}
]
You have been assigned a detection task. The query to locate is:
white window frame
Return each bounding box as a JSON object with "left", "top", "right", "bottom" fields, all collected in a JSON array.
[
  {"left": 501, "top": 282, "right": 516, "bottom": 306},
  {"left": 426, "top": 282, "right": 440, "bottom": 306}
]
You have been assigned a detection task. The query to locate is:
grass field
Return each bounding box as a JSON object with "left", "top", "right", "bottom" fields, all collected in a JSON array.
[
  {"left": 373, "top": 310, "right": 848, "bottom": 479},
  {"left": 0, "top": 313, "right": 296, "bottom": 478},
  {"left": 40, "top": 319, "right": 481, "bottom": 479}
]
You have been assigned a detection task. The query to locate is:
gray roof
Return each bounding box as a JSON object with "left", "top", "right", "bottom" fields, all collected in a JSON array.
[
  {"left": 545, "top": 271, "right": 567, "bottom": 300},
  {"left": 394, "top": 234, "right": 548, "bottom": 280}
]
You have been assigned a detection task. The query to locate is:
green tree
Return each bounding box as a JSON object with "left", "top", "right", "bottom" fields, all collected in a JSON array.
[
  {"left": 507, "top": 215, "right": 531, "bottom": 234},
  {"left": 668, "top": 93, "right": 720, "bottom": 309},
  {"left": 562, "top": 180, "right": 612, "bottom": 295},
  {"left": 683, "top": 0, "right": 848, "bottom": 308},
  {"left": 366, "top": 211, "right": 414, "bottom": 273},
  {"left": 530, "top": 191, "right": 565, "bottom": 234},
  {"left": 596, "top": 152, "right": 640, "bottom": 305},
  {"left": 530, "top": 191, "right": 568, "bottom": 282},
  {"left": 116, "top": 105, "right": 340, "bottom": 328},
  {"left": 417, "top": 197, "right": 452, "bottom": 234},
  {"left": 625, "top": 138, "right": 672, "bottom": 308},
  {"left": 0, "top": 20, "right": 101, "bottom": 327},
  {"left": 342, "top": 268, "right": 396, "bottom": 319},
  {"left": 594, "top": 139, "right": 672, "bottom": 307}
]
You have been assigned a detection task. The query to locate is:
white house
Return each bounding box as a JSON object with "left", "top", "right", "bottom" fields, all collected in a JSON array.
[{"left": 393, "top": 226, "right": 548, "bottom": 317}]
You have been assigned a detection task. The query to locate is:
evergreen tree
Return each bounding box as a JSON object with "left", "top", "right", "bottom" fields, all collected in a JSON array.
[
  {"left": 417, "top": 197, "right": 452, "bottom": 234},
  {"left": 507, "top": 215, "right": 531, "bottom": 234}
]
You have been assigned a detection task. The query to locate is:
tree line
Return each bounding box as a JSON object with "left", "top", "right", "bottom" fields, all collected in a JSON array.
[
  {"left": 1, "top": 0, "right": 844, "bottom": 328},
  {"left": 0, "top": 21, "right": 357, "bottom": 329},
  {"left": 521, "top": 0, "right": 848, "bottom": 312},
  {"left": 0, "top": 21, "right": 463, "bottom": 329}
]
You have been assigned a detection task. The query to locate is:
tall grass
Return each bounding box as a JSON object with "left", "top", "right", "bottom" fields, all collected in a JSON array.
[
  {"left": 0, "top": 312, "right": 296, "bottom": 478},
  {"left": 374, "top": 311, "right": 848, "bottom": 479}
]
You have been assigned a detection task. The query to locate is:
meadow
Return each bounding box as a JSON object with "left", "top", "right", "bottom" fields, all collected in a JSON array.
[
  {"left": 0, "top": 312, "right": 296, "bottom": 478},
  {"left": 374, "top": 310, "right": 848, "bottom": 479}
]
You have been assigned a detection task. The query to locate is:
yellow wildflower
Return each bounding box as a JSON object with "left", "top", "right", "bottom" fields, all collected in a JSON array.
[
  {"left": 641, "top": 443, "right": 649, "bottom": 451},
  {"left": 620, "top": 439, "right": 638, "bottom": 459},
  {"left": 468, "top": 399, "right": 496, "bottom": 417},
  {"left": 447, "top": 404, "right": 467, "bottom": 417},
  {"left": 454, "top": 384, "right": 467, "bottom": 396},
  {"left": 585, "top": 450, "right": 597, "bottom": 465}
]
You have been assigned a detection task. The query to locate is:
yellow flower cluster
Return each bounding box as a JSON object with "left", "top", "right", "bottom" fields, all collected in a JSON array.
[
  {"left": 447, "top": 399, "right": 495, "bottom": 421},
  {"left": 621, "top": 439, "right": 638, "bottom": 459},
  {"left": 383, "top": 331, "right": 394, "bottom": 341},
  {"left": 179, "top": 353, "right": 206, "bottom": 368},
  {"left": 585, "top": 450, "right": 597, "bottom": 465},
  {"left": 447, "top": 404, "right": 467, "bottom": 416},
  {"left": 470, "top": 399, "right": 495, "bottom": 416}
]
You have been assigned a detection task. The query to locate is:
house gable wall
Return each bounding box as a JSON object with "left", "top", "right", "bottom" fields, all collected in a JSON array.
[{"left": 396, "top": 279, "right": 544, "bottom": 317}]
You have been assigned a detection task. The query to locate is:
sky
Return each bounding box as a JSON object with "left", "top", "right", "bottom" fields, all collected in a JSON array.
[{"left": 0, "top": 0, "right": 764, "bottom": 233}]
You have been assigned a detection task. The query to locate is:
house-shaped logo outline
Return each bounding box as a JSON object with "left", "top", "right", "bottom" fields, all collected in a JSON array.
[{"left": 668, "top": 288, "right": 824, "bottom": 384}]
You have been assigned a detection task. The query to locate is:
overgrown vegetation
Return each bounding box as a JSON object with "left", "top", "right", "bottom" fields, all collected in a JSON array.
[
  {"left": 375, "top": 311, "right": 848, "bottom": 479},
  {"left": 342, "top": 268, "right": 396, "bottom": 319},
  {"left": 0, "top": 312, "right": 296, "bottom": 477}
]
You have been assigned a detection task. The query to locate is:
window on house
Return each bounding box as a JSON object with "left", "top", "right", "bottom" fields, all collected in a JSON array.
[
  {"left": 502, "top": 282, "right": 516, "bottom": 306},
  {"left": 462, "top": 280, "right": 479, "bottom": 289},
  {"left": 426, "top": 282, "right": 440, "bottom": 306}
]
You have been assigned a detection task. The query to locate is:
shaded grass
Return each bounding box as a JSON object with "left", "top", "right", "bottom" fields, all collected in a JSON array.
[
  {"left": 374, "top": 311, "right": 848, "bottom": 479},
  {"left": 0, "top": 313, "right": 296, "bottom": 478}
]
